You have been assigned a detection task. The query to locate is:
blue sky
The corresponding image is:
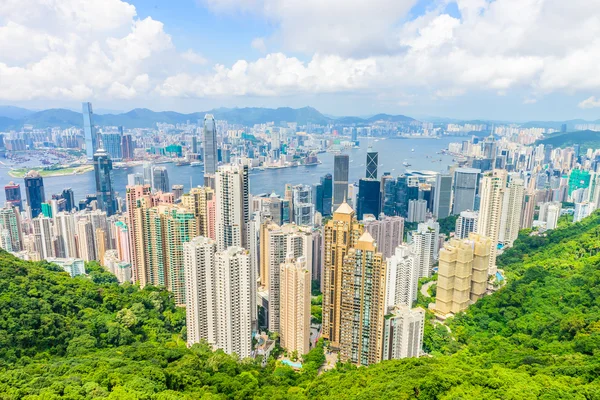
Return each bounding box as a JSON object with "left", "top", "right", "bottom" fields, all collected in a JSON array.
[{"left": 1, "top": 0, "right": 600, "bottom": 121}]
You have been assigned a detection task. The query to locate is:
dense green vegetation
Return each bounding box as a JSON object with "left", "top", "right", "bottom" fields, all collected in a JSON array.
[
  {"left": 2, "top": 212, "right": 600, "bottom": 398},
  {"left": 536, "top": 129, "right": 600, "bottom": 151}
]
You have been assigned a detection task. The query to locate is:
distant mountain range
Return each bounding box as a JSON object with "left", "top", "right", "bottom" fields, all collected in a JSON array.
[
  {"left": 1, "top": 105, "right": 598, "bottom": 131},
  {"left": 0, "top": 106, "right": 418, "bottom": 130}
]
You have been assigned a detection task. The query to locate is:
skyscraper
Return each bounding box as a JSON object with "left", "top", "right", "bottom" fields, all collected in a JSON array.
[
  {"left": 172, "top": 184, "right": 184, "bottom": 201},
  {"left": 455, "top": 210, "right": 478, "bottom": 240},
  {"left": 139, "top": 162, "right": 152, "bottom": 187},
  {"left": 126, "top": 185, "right": 173, "bottom": 285},
  {"left": 121, "top": 134, "right": 134, "bottom": 160},
  {"left": 132, "top": 200, "right": 195, "bottom": 304},
  {"left": 433, "top": 174, "right": 452, "bottom": 218},
  {"left": 5, "top": 181, "right": 22, "bottom": 211},
  {"left": 366, "top": 148, "right": 378, "bottom": 180},
  {"left": 452, "top": 168, "right": 480, "bottom": 215},
  {"left": 385, "top": 244, "right": 419, "bottom": 311},
  {"left": 407, "top": 199, "right": 427, "bottom": 223},
  {"left": 322, "top": 201, "right": 364, "bottom": 349},
  {"left": 76, "top": 219, "right": 96, "bottom": 261},
  {"left": 339, "top": 231, "right": 386, "bottom": 366},
  {"left": 24, "top": 170, "right": 45, "bottom": 219},
  {"left": 313, "top": 182, "right": 324, "bottom": 216},
  {"left": 181, "top": 186, "right": 216, "bottom": 240},
  {"left": 152, "top": 167, "right": 170, "bottom": 193},
  {"left": 0, "top": 205, "right": 22, "bottom": 252},
  {"left": 184, "top": 236, "right": 217, "bottom": 348},
  {"left": 203, "top": 114, "right": 218, "bottom": 188},
  {"left": 82, "top": 102, "right": 99, "bottom": 161},
  {"left": 259, "top": 222, "right": 313, "bottom": 332},
  {"left": 279, "top": 255, "right": 311, "bottom": 354},
  {"left": 292, "top": 184, "right": 314, "bottom": 226},
  {"left": 321, "top": 173, "right": 333, "bottom": 216},
  {"left": 333, "top": 154, "right": 349, "bottom": 210},
  {"left": 477, "top": 169, "right": 507, "bottom": 274},
  {"left": 55, "top": 212, "right": 77, "bottom": 258},
  {"left": 94, "top": 149, "right": 117, "bottom": 216},
  {"left": 382, "top": 306, "right": 425, "bottom": 360},
  {"left": 128, "top": 173, "right": 144, "bottom": 186},
  {"left": 102, "top": 132, "right": 123, "bottom": 161},
  {"left": 184, "top": 239, "right": 252, "bottom": 358},
  {"left": 61, "top": 188, "right": 75, "bottom": 212},
  {"left": 520, "top": 191, "right": 535, "bottom": 229},
  {"left": 410, "top": 219, "right": 440, "bottom": 278},
  {"left": 356, "top": 179, "right": 381, "bottom": 221},
  {"left": 215, "top": 165, "right": 250, "bottom": 251},
  {"left": 499, "top": 177, "right": 524, "bottom": 247},
  {"left": 363, "top": 215, "right": 404, "bottom": 259}
]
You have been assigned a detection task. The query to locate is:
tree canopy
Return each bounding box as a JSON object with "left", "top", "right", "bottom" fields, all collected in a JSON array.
[{"left": 2, "top": 212, "right": 600, "bottom": 398}]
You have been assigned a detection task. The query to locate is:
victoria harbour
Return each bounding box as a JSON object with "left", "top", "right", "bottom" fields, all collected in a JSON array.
[{"left": 0, "top": 137, "right": 456, "bottom": 203}]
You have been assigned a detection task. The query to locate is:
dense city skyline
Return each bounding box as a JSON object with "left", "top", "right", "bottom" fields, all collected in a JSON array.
[{"left": 2, "top": 1, "right": 600, "bottom": 397}]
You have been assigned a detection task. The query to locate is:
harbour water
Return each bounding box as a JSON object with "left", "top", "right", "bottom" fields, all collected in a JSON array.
[{"left": 0, "top": 137, "right": 457, "bottom": 203}]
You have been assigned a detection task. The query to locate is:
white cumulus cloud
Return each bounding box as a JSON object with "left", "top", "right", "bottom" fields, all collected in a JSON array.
[
  {"left": 578, "top": 96, "right": 600, "bottom": 109},
  {"left": 2, "top": 0, "right": 600, "bottom": 108}
]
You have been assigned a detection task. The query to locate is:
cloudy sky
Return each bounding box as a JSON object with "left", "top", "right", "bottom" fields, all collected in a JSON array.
[{"left": 1, "top": 0, "right": 600, "bottom": 120}]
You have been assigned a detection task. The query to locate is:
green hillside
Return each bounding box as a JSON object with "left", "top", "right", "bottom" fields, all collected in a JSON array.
[
  {"left": 1, "top": 213, "right": 600, "bottom": 398},
  {"left": 536, "top": 130, "right": 600, "bottom": 151}
]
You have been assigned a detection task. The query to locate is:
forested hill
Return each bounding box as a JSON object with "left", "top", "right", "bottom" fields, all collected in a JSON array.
[{"left": 2, "top": 213, "right": 600, "bottom": 398}]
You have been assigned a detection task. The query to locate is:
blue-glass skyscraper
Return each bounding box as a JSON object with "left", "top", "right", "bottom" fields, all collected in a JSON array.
[
  {"left": 203, "top": 114, "right": 217, "bottom": 188},
  {"left": 61, "top": 188, "right": 75, "bottom": 212},
  {"left": 357, "top": 179, "right": 381, "bottom": 220},
  {"left": 366, "top": 148, "right": 378, "bottom": 180},
  {"left": 82, "top": 102, "right": 99, "bottom": 161},
  {"left": 94, "top": 149, "right": 117, "bottom": 216},
  {"left": 24, "top": 170, "right": 45, "bottom": 219},
  {"left": 321, "top": 173, "right": 333, "bottom": 216},
  {"left": 102, "top": 132, "right": 123, "bottom": 161}
]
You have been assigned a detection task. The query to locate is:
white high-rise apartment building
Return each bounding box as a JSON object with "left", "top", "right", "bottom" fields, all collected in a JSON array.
[
  {"left": 407, "top": 199, "right": 427, "bottom": 223},
  {"left": 546, "top": 203, "right": 561, "bottom": 229},
  {"left": 214, "top": 246, "right": 252, "bottom": 358},
  {"left": 477, "top": 169, "right": 507, "bottom": 274},
  {"left": 260, "top": 223, "right": 313, "bottom": 333},
  {"left": 455, "top": 210, "right": 478, "bottom": 240},
  {"left": 574, "top": 202, "right": 594, "bottom": 223},
  {"left": 410, "top": 219, "right": 439, "bottom": 278},
  {"left": 499, "top": 177, "right": 524, "bottom": 247},
  {"left": 33, "top": 216, "right": 55, "bottom": 259},
  {"left": 215, "top": 165, "right": 249, "bottom": 251},
  {"left": 385, "top": 244, "right": 419, "bottom": 311},
  {"left": 184, "top": 236, "right": 217, "bottom": 347},
  {"left": 382, "top": 306, "right": 425, "bottom": 360},
  {"left": 184, "top": 240, "right": 252, "bottom": 358},
  {"left": 56, "top": 212, "right": 78, "bottom": 258},
  {"left": 279, "top": 255, "right": 311, "bottom": 355}
]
